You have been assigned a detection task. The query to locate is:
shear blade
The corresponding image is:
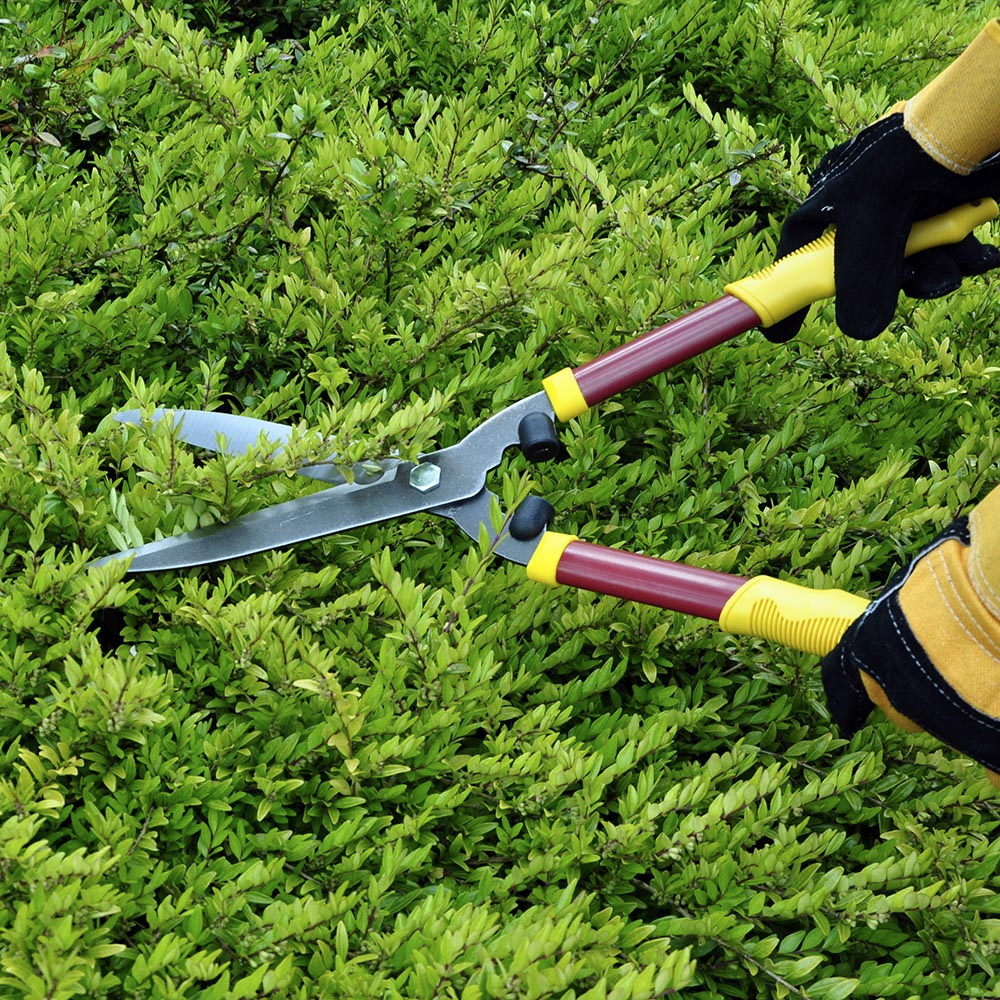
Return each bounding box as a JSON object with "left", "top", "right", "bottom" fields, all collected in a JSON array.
[
  {"left": 93, "top": 467, "right": 413, "bottom": 571},
  {"left": 94, "top": 482, "right": 542, "bottom": 572}
]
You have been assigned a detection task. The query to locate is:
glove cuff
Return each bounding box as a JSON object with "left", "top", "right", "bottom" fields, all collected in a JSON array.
[{"left": 904, "top": 20, "right": 1000, "bottom": 174}]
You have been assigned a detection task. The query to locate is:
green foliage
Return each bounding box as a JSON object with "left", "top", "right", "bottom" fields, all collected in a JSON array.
[{"left": 1, "top": 0, "right": 1000, "bottom": 997}]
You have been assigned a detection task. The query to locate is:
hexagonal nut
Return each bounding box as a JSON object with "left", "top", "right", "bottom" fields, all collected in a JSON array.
[{"left": 408, "top": 461, "right": 441, "bottom": 493}]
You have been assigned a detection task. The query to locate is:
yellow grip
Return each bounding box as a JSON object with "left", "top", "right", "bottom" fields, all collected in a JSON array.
[
  {"left": 725, "top": 199, "right": 999, "bottom": 326},
  {"left": 525, "top": 531, "right": 577, "bottom": 586},
  {"left": 719, "top": 576, "right": 870, "bottom": 656},
  {"left": 542, "top": 368, "right": 589, "bottom": 421}
]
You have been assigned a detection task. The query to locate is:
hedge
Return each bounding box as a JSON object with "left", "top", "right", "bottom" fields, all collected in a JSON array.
[{"left": 1, "top": 0, "right": 1000, "bottom": 997}]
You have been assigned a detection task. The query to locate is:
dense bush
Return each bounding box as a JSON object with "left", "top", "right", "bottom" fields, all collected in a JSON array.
[{"left": 2, "top": 0, "right": 1000, "bottom": 996}]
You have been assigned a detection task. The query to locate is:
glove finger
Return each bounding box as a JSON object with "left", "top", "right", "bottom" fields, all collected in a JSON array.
[
  {"left": 833, "top": 195, "right": 918, "bottom": 339},
  {"left": 763, "top": 305, "right": 809, "bottom": 343},
  {"left": 901, "top": 248, "right": 964, "bottom": 299},
  {"left": 821, "top": 639, "right": 876, "bottom": 736},
  {"left": 901, "top": 236, "right": 1000, "bottom": 298},
  {"left": 774, "top": 203, "right": 830, "bottom": 259},
  {"left": 945, "top": 232, "right": 1000, "bottom": 276}
]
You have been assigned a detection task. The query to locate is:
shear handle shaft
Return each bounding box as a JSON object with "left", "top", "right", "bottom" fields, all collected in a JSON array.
[
  {"left": 527, "top": 533, "right": 748, "bottom": 619},
  {"left": 528, "top": 534, "right": 871, "bottom": 656},
  {"left": 544, "top": 297, "right": 759, "bottom": 422}
]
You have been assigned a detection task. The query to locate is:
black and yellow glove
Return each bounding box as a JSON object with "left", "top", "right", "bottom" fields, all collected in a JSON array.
[
  {"left": 823, "top": 485, "right": 1000, "bottom": 783},
  {"left": 769, "top": 20, "right": 1000, "bottom": 342}
]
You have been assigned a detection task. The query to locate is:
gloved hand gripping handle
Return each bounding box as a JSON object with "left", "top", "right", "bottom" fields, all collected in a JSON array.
[{"left": 725, "top": 198, "right": 1000, "bottom": 326}]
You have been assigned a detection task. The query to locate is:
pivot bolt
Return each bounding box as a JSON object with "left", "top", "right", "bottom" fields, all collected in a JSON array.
[{"left": 408, "top": 461, "right": 441, "bottom": 493}]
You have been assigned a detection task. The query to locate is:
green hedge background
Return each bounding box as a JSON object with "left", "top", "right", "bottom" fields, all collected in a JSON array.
[{"left": 2, "top": 0, "right": 1000, "bottom": 996}]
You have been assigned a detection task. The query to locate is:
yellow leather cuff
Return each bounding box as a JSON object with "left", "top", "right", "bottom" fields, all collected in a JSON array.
[{"left": 904, "top": 20, "right": 1000, "bottom": 173}]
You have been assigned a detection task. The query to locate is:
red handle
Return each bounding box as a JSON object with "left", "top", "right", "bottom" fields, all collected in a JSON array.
[
  {"left": 571, "top": 296, "right": 760, "bottom": 409},
  {"left": 531, "top": 537, "right": 869, "bottom": 656},
  {"left": 550, "top": 539, "right": 747, "bottom": 619}
]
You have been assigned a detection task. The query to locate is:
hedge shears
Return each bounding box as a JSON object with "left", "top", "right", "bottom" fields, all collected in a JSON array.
[{"left": 98, "top": 199, "right": 999, "bottom": 658}]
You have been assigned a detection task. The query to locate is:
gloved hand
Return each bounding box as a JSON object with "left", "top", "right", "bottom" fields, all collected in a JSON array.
[
  {"left": 767, "top": 114, "right": 1000, "bottom": 342},
  {"left": 822, "top": 484, "right": 1000, "bottom": 784}
]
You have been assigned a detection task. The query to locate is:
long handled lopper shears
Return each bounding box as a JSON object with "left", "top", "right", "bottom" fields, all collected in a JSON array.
[{"left": 97, "top": 200, "right": 999, "bottom": 658}]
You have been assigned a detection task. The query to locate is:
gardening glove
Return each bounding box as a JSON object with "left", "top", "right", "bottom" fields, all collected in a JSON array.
[
  {"left": 768, "top": 20, "right": 1000, "bottom": 342},
  {"left": 822, "top": 484, "right": 1000, "bottom": 784}
]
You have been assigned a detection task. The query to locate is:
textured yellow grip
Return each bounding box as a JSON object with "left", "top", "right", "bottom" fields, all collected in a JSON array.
[
  {"left": 725, "top": 199, "right": 999, "bottom": 326},
  {"left": 719, "top": 576, "right": 870, "bottom": 656}
]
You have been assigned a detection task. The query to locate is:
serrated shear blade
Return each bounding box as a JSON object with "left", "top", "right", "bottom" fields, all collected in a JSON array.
[{"left": 92, "top": 467, "right": 421, "bottom": 571}]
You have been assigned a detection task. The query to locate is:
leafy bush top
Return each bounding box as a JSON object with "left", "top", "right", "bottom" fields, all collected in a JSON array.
[{"left": 1, "top": 0, "right": 999, "bottom": 997}]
